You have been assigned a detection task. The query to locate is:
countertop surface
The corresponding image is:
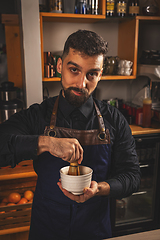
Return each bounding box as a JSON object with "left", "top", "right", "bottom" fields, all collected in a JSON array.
[
  {"left": 107, "top": 229, "right": 160, "bottom": 240},
  {"left": 130, "top": 124, "right": 160, "bottom": 135}
]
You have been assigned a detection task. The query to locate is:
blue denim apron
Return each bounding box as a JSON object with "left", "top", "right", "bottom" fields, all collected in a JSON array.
[{"left": 29, "top": 96, "right": 112, "bottom": 240}]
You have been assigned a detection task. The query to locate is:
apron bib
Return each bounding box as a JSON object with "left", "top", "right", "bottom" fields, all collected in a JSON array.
[{"left": 29, "top": 96, "right": 112, "bottom": 240}]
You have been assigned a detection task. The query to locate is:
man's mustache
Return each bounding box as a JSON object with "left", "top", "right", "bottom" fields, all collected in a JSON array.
[{"left": 67, "top": 87, "right": 88, "bottom": 94}]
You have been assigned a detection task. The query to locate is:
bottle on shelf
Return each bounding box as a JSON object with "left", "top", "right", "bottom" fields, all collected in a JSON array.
[
  {"left": 76, "top": 0, "right": 87, "bottom": 14},
  {"left": 91, "top": 0, "right": 99, "bottom": 14},
  {"left": 86, "top": 0, "right": 92, "bottom": 14},
  {"left": 106, "top": 0, "right": 115, "bottom": 17},
  {"left": 142, "top": 85, "right": 152, "bottom": 128},
  {"left": 49, "top": 0, "right": 62, "bottom": 13},
  {"left": 142, "top": 0, "right": 159, "bottom": 16},
  {"left": 128, "top": 0, "right": 139, "bottom": 16},
  {"left": 63, "top": 0, "right": 76, "bottom": 13},
  {"left": 39, "top": 0, "right": 47, "bottom": 12},
  {"left": 116, "top": 0, "right": 127, "bottom": 17}
]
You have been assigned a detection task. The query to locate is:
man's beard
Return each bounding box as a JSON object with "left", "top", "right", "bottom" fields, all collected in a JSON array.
[{"left": 62, "top": 86, "right": 90, "bottom": 108}]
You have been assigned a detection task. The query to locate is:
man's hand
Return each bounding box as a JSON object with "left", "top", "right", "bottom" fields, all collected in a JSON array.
[
  {"left": 57, "top": 180, "right": 110, "bottom": 203},
  {"left": 37, "top": 136, "right": 83, "bottom": 164}
]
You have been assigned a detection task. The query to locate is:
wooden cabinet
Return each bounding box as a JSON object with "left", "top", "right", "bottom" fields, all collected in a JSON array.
[
  {"left": 1, "top": 14, "right": 23, "bottom": 89},
  {"left": 137, "top": 16, "right": 160, "bottom": 65},
  {"left": 39, "top": 0, "right": 160, "bottom": 83},
  {"left": 40, "top": 0, "right": 138, "bottom": 82},
  {"left": 111, "top": 133, "right": 160, "bottom": 237},
  {"left": 0, "top": 161, "right": 37, "bottom": 237}
]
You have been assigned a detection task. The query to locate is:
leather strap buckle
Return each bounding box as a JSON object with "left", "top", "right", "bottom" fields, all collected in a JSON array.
[
  {"left": 47, "top": 129, "right": 56, "bottom": 137},
  {"left": 98, "top": 131, "right": 107, "bottom": 141}
]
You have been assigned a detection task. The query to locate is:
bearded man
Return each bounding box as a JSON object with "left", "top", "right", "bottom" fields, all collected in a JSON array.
[{"left": 0, "top": 30, "right": 141, "bottom": 240}]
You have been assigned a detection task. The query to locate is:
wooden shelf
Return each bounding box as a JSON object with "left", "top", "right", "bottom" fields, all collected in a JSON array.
[
  {"left": 40, "top": 11, "right": 138, "bottom": 82},
  {"left": 0, "top": 160, "right": 37, "bottom": 181},
  {"left": 42, "top": 75, "right": 136, "bottom": 82},
  {"left": 136, "top": 16, "right": 160, "bottom": 21},
  {"left": 40, "top": 13, "right": 160, "bottom": 23},
  {"left": 130, "top": 124, "right": 160, "bottom": 136},
  {"left": 101, "top": 75, "right": 136, "bottom": 80},
  {"left": 40, "top": 0, "right": 106, "bottom": 23},
  {"left": 43, "top": 77, "right": 61, "bottom": 82},
  {"left": 40, "top": 12, "right": 106, "bottom": 23},
  {"left": 0, "top": 226, "right": 30, "bottom": 236}
]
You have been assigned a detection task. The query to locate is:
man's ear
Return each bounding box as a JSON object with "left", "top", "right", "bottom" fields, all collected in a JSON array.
[
  {"left": 57, "top": 58, "right": 62, "bottom": 74},
  {"left": 98, "top": 68, "right": 103, "bottom": 82}
]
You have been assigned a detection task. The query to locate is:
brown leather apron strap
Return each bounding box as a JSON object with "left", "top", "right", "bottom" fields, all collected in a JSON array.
[
  {"left": 49, "top": 96, "right": 59, "bottom": 129},
  {"left": 49, "top": 95, "right": 107, "bottom": 140},
  {"left": 93, "top": 101, "right": 107, "bottom": 141}
]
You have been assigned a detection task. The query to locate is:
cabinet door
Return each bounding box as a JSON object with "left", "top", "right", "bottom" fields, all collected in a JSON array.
[
  {"left": 2, "top": 14, "right": 23, "bottom": 88},
  {"left": 113, "top": 135, "right": 160, "bottom": 236}
]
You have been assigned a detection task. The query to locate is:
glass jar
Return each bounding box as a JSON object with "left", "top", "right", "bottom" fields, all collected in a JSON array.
[
  {"left": 116, "top": 0, "right": 127, "bottom": 17},
  {"left": 128, "top": 0, "right": 140, "bottom": 16},
  {"left": 106, "top": 0, "right": 115, "bottom": 17},
  {"left": 49, "top": 0, "right": 62, "bottom": 13},
  {"left": 77, "top": 0, "right": 87, "bottom": 14}
]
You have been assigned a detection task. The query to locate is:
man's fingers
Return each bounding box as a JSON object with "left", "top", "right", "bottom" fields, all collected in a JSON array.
[
  {"left": 78, "top": 144, "right": 83, "bottom": 164},
  {"left": 75, "top": 144, "right": 80, "bottom": 161},
  {"left": 67, "top": 140, "right": 83, "bottom": 163},
  {"left": 57, "top": 180, "right": 95, "bottom": 203}
]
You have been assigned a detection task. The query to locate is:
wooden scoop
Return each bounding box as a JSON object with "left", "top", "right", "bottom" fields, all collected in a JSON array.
[{"left": 68, "top": 161, "right": 80, "bottom": 176}]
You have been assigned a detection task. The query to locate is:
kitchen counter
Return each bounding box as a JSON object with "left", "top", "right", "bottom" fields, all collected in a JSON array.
[
  {"left": 107, "top": 229, "right": 160, "bottom": 240},
  {"left": 130, "top": 124, "right": 160, "bottom": 135}
]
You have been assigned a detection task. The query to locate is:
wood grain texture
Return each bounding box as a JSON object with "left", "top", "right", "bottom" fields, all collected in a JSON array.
[
  {"left": 3, "top": 14, "right": 23, "bottom": 88},
  {"left": 0, "top": 228, "right": 29, "bottom": 239},
  {"left": 118, "top": 18, "right": 137, "bottom": 77}
]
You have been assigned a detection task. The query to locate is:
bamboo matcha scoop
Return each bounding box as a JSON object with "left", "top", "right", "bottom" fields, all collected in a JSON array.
[{"left": 68, "top": 161, "right": 80, "bottom": 176}]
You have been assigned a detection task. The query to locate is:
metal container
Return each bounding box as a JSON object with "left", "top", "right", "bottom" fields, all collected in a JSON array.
[
  {"left": 0, "top": 82, "right": 23, "bottom": 123},
  {"left": 49, "top": 0, "right": 62, "bottom": 12}
]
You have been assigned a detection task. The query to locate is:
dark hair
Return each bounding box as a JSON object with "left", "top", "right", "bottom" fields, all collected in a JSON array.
[{"left": 62, "top": 30, "right": 108, "bottom": 60}]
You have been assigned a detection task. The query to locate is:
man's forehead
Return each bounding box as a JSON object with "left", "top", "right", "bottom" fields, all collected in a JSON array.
[
  {"left": 69, "top": 48, "right": 103, "bottom": 60},
  {"left": 69, "top": 48, "right": 86, "bottom": 57}
]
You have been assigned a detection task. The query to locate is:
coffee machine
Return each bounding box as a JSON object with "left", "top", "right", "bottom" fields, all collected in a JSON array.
[
  {"left": 138, "top": 64, "right": 160, "bottom": 122},
  {"left": 0, "top": 82, "right": 23, "bottom": 123},
  {"left": 138, "top": 65, "right": 160, "bottom": 103}
]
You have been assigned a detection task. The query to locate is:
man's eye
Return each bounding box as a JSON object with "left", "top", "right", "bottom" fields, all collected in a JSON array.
[
  {"left": 70, "top": 68, "right": 78, "bottom": 73},
  {"left": 87, "top": 72, "right": 98, "bottom": 80},
  {"left": 89, "top": 72, "right": 97, "bottom": 76}
]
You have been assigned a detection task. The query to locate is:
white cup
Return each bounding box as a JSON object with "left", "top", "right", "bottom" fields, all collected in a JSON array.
[
  {"left": 118, "top": 60, "right": 133, "bottom": 68},
  {"left": 124, "top": 60, "right": 133, "bottom": 68},
  {"left": 124, "top": 67, "right": 132, "bottom": 76},
  {"left": 60, "top": 165, "right": 93, "bottom": 195},
  {"left": 118, "top": 60, "right": 125, "bottom": 68}
]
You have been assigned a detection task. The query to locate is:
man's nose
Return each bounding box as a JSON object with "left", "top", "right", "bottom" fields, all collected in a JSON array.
[{"left": 77, "top": 74, "right": 87, "bottom": 88}]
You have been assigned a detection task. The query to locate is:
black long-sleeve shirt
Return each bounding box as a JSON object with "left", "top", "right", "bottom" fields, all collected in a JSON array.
[{"left": 0, "top": 91, "right": 141, "bottom": 199}]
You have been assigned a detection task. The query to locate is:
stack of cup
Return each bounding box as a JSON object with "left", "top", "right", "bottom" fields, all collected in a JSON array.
[{"left": 117, "top": 60, "right": 133, "bottom": 76}]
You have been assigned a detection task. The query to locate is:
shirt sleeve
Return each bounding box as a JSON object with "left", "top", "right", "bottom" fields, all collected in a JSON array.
[
  {"left": 106, "top": 109, "right": 141, "bottom": 199},
  {"left": 0, "top": 105, "right": 42, "bottom": 168}
]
